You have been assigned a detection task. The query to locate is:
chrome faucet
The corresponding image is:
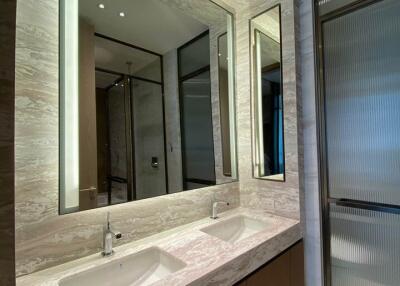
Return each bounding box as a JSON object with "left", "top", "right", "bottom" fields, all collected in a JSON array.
[
  {"left": 102, "top": 212, "right": 122, "bottom": 257},
  {"left": 211, "top": 200, "right": 230, "bottom": 219}
]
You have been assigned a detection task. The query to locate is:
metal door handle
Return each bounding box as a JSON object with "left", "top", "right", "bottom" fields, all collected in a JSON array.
[{"left": 330, "top": 198, "right": 400, "bottom": 215}]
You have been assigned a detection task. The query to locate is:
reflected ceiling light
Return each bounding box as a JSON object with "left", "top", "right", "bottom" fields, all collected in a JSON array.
[
  {"left": 119, "top": 12, "right": 125, "bottom": 17},
  {"left": 98, "top": 3, "right": 105, "bottom": 9}
]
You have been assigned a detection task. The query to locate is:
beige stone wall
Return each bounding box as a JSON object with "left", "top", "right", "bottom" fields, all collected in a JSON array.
[{"left": 231, "top": 0, "right": 303, "bottom": 220}]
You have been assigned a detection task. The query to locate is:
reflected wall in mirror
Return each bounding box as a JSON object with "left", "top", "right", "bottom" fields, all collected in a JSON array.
[
  {"left": 251, "top": 5, "right": 285, "bottom": 181},
  {"left": 60, "top": 0, "right": 237, "bottom": 214},
  {"left": 218, "top": 33, "right": 233, "bottom": 178}
]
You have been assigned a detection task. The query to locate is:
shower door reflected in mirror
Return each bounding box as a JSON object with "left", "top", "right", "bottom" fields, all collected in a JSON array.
[
  {"left": 251, "top": 5, "right": 285, "bottom": 181},
  {"left": 95, "top": 72, "right": 132, "bottom": 207},
  {"left": 60, "top": 0, "right": 237, "bottom": 214},
  {"left": 95, "top": 70, "right": 167, "bottom": 207}
]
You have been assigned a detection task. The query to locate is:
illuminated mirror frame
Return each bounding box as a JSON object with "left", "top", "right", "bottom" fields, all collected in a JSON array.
[
  {"left": 250, "top": 4, "right": 285, "bottom": 182},
  {"left": 59, "top": 1, "right": 237, "bottom": 214},
  {"left": 60, "top": 0, "right": 80, "bottom": 213}
]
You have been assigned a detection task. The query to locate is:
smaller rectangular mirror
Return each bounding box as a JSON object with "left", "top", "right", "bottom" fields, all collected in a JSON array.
[{"left": 251, "top": 5, "right": 285, "bottom": 181}]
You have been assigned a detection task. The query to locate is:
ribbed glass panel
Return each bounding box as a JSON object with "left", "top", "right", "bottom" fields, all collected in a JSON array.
[
  {"left": 323, "top": 0, "right": 400, "bottom": 205},
  {"left": 318, "top": 0, "right": 359, "bottom": 16},
  {"left": 330, "top": 204, "right": 400, "bottom": 286}
]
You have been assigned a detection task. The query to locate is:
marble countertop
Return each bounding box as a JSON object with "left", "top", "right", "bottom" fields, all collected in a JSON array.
[{"left": 17, "top": 207, "right": 301, "bottom": 286}]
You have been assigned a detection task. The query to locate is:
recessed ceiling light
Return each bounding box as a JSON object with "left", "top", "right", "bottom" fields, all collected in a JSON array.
[
  {"left": 119, "top": 12, "right": 125, "bottom": 17},
  {"left": 98, "top": 3, "right": 105, "bottom": 9}
]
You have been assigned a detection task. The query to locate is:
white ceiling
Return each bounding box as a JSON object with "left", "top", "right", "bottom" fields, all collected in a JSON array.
[
  {"left": 252, "top": 6, "right": 281, "bottom": 69},
  {"left": 79, "top": 0, "right": 208, "bottom": 54},
  {"left": 253, "top": 6, "right": 280, "bottom": 43},
  {"left": 94, "top": 36, "right": 161, "bottom": 80}
]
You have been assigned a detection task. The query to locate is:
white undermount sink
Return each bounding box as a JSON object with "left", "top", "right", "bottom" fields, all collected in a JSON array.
[
  {"left": 59, "top": 247, "right": 186, "bottom": 286},
  {"left": 200, "top": 215, "right": 270, "bottom": 243}
]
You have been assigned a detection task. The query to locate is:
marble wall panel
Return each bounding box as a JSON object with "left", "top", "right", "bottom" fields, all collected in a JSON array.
[
  {"left": 0, "top": 0, "right": 17, "bottom": 284},
  {"left": 14, "top": 0, "right": 304, "bottom": 279},
  {"left": 227, "top": 0, "right": 315, "bottom": 282},
  {"left": 299, "top": 0, "right": 323, "bottom": 285},
  {"left": 231, "top": 0, "right": 303, "bottom": 221},
  {"left": 14, "top": 0, "right": 240, "bottom": 276}
]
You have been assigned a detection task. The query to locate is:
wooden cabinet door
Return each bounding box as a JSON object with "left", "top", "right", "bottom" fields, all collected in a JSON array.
[{"left": 236, "top": 241, "right": 304, "bottom": 286}]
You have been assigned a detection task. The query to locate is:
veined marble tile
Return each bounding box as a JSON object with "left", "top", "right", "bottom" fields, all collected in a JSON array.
[
  {"left": 14, "top": 0, "right": 304, "bottom": 278},
  {"left": 17, "top": 208, "right": 301, "bottom": 286},
  {"left": 233, "top": 0, "right": 303, "bottom": 221},
  {"left": 299, "top": 0, "right": 323, "bottom": 285}
]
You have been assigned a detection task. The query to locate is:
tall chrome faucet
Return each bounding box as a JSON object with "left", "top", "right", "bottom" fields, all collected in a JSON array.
[
  {"left": 102, "top": 212, "right": 122, "bottom": 257},
  {"left": 210, "top": 197, "right": 230, "bottom": 219}
]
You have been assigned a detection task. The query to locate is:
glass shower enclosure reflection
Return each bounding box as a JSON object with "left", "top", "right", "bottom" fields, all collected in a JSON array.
[
  {"left": 95, "top": 74, "right": 130, "bottom": 206},
  {"left": 65, "top": 31, "right": 169, "bottom": 212},
  {"left": 95, "top": 67, "right": 167, "bottom": 207}
]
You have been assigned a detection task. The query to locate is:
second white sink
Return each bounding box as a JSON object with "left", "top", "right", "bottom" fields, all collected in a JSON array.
[
  {"left": 59, "top": 247, "right": 186, "bottom": 286},
  {"left": 201, "top": 215, "right": 270, "bottom": 243}
]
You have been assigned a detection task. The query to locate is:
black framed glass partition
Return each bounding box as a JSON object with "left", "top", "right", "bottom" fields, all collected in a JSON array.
[{"left": 62, "top": 30, "right": 168, "bottom": 213}]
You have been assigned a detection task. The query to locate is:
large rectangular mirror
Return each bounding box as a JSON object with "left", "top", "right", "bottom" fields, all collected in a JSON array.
[
  {"left": 251, "top": 5, "right": 285, "bottom": 181},
  {"left": 60, "top": 0, "right": 237, "bottom": 214}
]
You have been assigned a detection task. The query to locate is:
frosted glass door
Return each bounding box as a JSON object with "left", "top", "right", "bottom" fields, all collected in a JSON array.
[
  {"left": 322, "top": 0, "right": 400, "bottom": 205},
  {"left": 330, "top": 204, "right": 400, "bottom": 286}
]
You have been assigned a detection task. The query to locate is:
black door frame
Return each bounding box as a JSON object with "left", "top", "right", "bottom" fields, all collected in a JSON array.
[{"left": 94, "top": 33, "right": 169, "bottom": 205}]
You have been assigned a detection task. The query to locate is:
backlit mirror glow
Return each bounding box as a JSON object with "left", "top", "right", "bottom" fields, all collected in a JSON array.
[
  {"left": 251, "top": 5, "right": 285, "bottom": 181},
  {"left": 60, "top": 0, "right": 237, "bottom": 214}
]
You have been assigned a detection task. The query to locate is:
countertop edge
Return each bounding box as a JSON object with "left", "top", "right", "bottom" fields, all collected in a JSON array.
[{"left": 16, "top": 208, "right": 302, "bottom": 286}]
